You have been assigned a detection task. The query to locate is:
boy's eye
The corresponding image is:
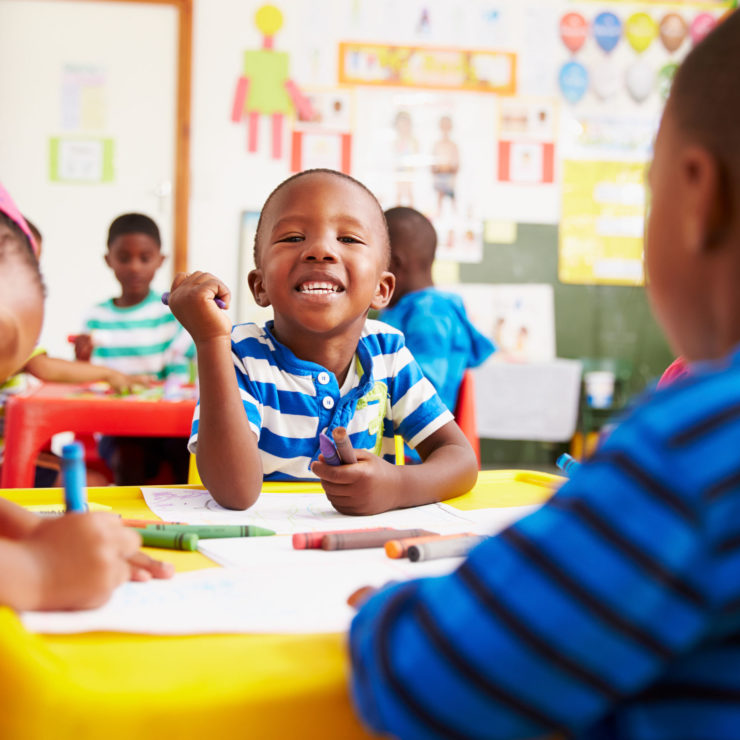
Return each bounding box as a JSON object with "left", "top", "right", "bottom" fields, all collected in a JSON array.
[
  {"left": 338, "top": 236, "right": 362, "bottom": 244},
  {"left": 278, "top": 235, "right": 304, "bottom": 243}
]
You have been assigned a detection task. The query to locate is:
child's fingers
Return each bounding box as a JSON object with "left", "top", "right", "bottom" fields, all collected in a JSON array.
[
  {"left": 311, "top": 460, "right": 357, "bottom": 483},
  {"left": 128, "top": 551, "right": 175, "bottom": 580},
  {"left": 170, "top": 271, "right": 189, "bottom": 291}
]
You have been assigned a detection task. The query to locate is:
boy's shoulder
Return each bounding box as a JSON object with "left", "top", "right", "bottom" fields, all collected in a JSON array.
[{"left": 602, "top": 348, "right": 740, "bottom": 494}]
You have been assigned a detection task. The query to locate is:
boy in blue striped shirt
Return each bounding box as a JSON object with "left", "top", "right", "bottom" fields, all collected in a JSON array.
[
  {"left": 348, "top": 13, "right": 740, "bottom": 740},
  {"left": 168, "top": 169, "right": 478, "bottom": 512}
]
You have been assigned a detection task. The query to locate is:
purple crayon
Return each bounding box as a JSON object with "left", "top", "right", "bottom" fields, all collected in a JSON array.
[
  {"left": 319, "top": 431, "right": 342, "bottom": 466},
  {"left": 161, "top": 291, "right": 227, "bottom": 310}
]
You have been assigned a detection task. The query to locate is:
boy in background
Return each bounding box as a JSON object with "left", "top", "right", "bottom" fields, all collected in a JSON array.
[
  {"left": 349, "top": 13, "right": 740, "bottom": 739},
  {"left": 167, "top": 169, "right": 478, "bottom": 513},
  {"left": 380, "top": 206, "right": 494, "bottom": 414},
  {"left": 75, "top": 213, "right": 194, "bottom": 485},
  {"left": 0, "top": 187, "right": 173, "bottom": 610}
]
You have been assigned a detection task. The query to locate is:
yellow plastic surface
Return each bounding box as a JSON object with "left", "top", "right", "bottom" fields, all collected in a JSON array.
[{"left": 0, "top": 471, "right": 559, "bottom": 739}]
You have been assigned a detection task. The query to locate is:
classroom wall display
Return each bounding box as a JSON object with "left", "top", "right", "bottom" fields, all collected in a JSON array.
[
  {"left": 290, "top": 88, "right": 354, "bottom": 173},
  {"left": 559, "top": 159, "right": 646, "bottom": 285},
  {"left": 49, "top": 137, "right": 114, "bottom": 184},
  {"left": 230, "top": 4, "right": 315, "bottom": 159},
  {"left": 61, "top": 64, "right": 107, "bottom": 132},
  {"left": 352, "top": 89, "right": 496, "bottom": 262},
  {"left": 442, "top": 283, "right": 557, "bottom": 363},
  {"left": 338, "top": 42, "right": 517, "bottom": 94}
]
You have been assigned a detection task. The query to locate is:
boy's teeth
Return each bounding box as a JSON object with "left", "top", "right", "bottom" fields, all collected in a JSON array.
[{"left": 300, "top": 282, "right": 341, "bottom": 294}]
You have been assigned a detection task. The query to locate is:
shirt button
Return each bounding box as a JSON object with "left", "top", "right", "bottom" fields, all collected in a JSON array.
[
  {"left": 317, "top": 372, "right": 330, "bottom": 385},
  {"left": 322, "top": 396, "right": 335, "bottom": 410}
]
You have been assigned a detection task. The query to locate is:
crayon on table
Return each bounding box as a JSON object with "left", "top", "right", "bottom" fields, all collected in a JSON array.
[
  {"left": 321, "top": 528, "right": 436, "bottom": 551},
  {"left": 292, "top": 527, "right": 393, "bottom": 550},
  {"left": 332, "top": 427, "right": 357, "bottom": 464},
  {"left": 408, "top": 535, "right": 485, "bottom": 562},
  {"left": 319, "top": 432, "right": 341, "bottom": 466},
  {"left": 385, "top": 532, "right": 477, "bottom": 559},
  {"left": 61, "top": 441, "right": 87, "bottom": 513},
  {"left": 146, "top": 524, "right": 275, "bottom": 538},
  {"left": 134, "top": 529, "right": 199, "bottom": 551},
  {"left": 556, "top": 452, "right": 582, "bottom": 476},
  {"left": 161, "top": 291, "right": 227, "bottom": 310},
  {"left": 122, "top": 518, "right": 186, "bottom": 528}
]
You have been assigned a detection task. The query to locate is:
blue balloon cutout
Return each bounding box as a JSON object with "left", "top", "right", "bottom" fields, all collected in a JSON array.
[
  {"left": 559, "top": 61, "right": 589, "bottom": 104},
  {"left": 593, "top": 11, "right": 622, "bottom": 53}
]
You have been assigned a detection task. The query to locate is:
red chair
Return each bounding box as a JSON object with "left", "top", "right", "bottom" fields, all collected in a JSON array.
[{"left": 454, "top": 370, "right": 480, "bottom": 468}]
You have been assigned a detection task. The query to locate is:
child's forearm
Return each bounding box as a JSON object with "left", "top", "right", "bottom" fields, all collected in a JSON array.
[
  {"left": 194, "top": 337, "right": 263, "bottom": 509},
  {"left": 25, "top": 354, "right": 112, "bottom": 384},
  {"left": 405, "top": 424, "right": 478, "bottom": 506}
]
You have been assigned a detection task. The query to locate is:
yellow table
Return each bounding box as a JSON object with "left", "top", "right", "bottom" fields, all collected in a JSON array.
[{"left": 0, "top": 471, "right": 559, "bottom": 740}]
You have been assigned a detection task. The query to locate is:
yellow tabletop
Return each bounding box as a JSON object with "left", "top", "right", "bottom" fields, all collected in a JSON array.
[{"left": 0, "top": 471, "right": 559, "bottom": 740}]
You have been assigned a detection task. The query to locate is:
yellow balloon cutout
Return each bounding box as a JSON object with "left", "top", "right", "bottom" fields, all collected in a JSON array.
[
  {"left": 255, "top": 5, "right": 284, "bottom": 37},
  {"left": 625, "top": 12, "right": 658, "bottom": 54}
]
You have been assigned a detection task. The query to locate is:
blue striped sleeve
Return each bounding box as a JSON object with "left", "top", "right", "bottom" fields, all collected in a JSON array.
[{"left": 349, "top": 416, "right": 712, "bottom": 739}]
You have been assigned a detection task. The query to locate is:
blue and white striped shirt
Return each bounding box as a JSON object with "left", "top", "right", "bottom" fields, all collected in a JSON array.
[
  {"left": 350, "top": 343, "right": 740, "bottom": 740},
  {"left": 188, "top": 319, "right": 453, "bottom": 480}
]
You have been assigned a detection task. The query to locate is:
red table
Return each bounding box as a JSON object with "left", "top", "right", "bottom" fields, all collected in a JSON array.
[{"left": 1, "top": 383, "right": 196, "bottom": 488}]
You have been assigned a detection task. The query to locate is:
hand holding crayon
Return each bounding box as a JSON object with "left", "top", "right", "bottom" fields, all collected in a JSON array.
[
  {"left": 164, "top": 271, "right": 232, "bottom": 345},
  {"left": 311, "top": 445, "right": 402, "bottom": 515}
]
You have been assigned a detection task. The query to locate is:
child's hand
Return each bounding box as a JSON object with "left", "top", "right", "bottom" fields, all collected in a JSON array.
[
  {"left": 167, "top": 271, "right": 232, "bottom": 345},
  {"left": 23, "top": 513, "right": 169, "bottom": 610},
  {"left": 311, "top": 450, "right": 401, "bottom": 515},
  {"left": 105, "top": 369, "right": 153, "bottom": 394},
  {"left": 74, "top": 334, "right": 93, "bottom": 362}
]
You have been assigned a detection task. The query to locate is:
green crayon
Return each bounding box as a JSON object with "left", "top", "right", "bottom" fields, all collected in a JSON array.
[
  {"left": 145, "top": 524, "right": 275, "bottom": 538},
  {"left": 135, "top": 528, "right": 199, "bottom": 551}
]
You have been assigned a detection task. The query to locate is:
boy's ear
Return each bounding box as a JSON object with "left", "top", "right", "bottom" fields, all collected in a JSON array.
[
  {"left": 104, "top": 253, "right": 112, "bottom": 268},
  {"left": 370, "top": 271, "right": 395, "bottom": 310},
  {"left": 248, "top": 268, "right": 271, "bottom": 307},
  {"left": 157, "top": 252, "right": 166, "bottom": 267},
  {"left": 682, "top": 146, "right": 730, "bottom": 254}
]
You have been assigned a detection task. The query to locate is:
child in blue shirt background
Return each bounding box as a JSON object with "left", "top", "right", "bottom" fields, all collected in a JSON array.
[
  {"left": 380, "top": 206, "right": 495, "bottom": 414},
  {"left": 167, "top": 169, "right": 478, "bottom": 513},
  {"left": 350, "top": 13, "right": 740, "bottom": 740}
]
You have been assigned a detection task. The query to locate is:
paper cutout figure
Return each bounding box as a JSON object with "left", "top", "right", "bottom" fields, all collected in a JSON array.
[
  {"left": 231, "top": 4, "right": 314, "bottom": 158},
  {"left": 559, "top": 12, "right": 588, "bottom": 53},
  {"left": 593, "top": 12, "right": 622, "bottom": 54},
  {"left": 659, "top": 13, "right": 688, "bottom": 53},
  {"left": 625, "top": 12, "right": 658, "bottom": 54}
]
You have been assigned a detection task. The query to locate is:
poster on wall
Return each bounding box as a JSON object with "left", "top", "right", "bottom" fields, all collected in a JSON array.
[
  {"left": 338, "top": 42, "right": 516, "bottom": 94},
  {"left": 61, "top": 63, "right": 107, "bottom": 131},
  {"left": 442, "top": 283, "right": 556, "bottom": 362},
  {"left": 559, "top": 159, "right": 646, "bottom": 286},
  {"left": 352, "top": 89, "right": 497, "bottom": 262},
  {"left": 49, "top": 137, "right": 114, "bottom": 183}
]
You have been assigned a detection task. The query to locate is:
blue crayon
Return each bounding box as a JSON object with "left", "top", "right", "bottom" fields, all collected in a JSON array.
[
  {"left": 161, "top": 291, "right": 226, "bottom": 310},
  {"left": 62, "top": 441, "right": 88, "bottom": 513},
  {"left": 319, "top": 431, "right": 342, "bottom": 466},
  {"left": 556, "top": 452, "right": 582, "bottom": 476}
]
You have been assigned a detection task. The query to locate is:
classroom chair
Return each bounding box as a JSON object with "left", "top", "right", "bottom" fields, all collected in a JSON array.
[{"left": 454, "top": 370, "right": 481, "bottom": 468}]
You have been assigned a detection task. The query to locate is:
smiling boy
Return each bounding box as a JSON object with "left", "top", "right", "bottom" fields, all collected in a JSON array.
[{"left": 168, "top": 169, "right": 477, "bottom": 512}]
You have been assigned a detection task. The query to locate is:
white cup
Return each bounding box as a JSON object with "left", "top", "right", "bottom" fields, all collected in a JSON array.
[{"left": 584, "top": 370, "right": 615, "bottom": 409}]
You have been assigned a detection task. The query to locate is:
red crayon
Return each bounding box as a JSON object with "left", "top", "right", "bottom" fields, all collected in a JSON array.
[
  {"left": 292, "top": 527, "right": 392, "bottom": 550},
  {"left": 122, "top": 518, "right": 185, "bottom": 528}
]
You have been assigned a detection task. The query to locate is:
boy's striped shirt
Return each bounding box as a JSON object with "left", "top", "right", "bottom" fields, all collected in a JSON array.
[
  {"left": 83, "top": 290, "right": 194, "bottom": 381},
  {"left": 350, "top": 344, "right": 740, "bottom": 740},
  {"left": 188, "top": 319, "right": 453, "bottom": 480}
]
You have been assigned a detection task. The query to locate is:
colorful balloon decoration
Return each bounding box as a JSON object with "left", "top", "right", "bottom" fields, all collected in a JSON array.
[
  {"left": 657, "top": 62, "right": 679, "bottom": 101},
  {"left": 625, "top": 59, "right": 655, "bottom": 103},
  {"left": 690, "top": 13, "right": 717, "bottom": 45},
  {"left": 592, "top": 59, "right": 620, "bottom": 101},
  {"left": 625, "top": 12, "right": 658, "bottom": 54},
  {"left": 560, "top": 12, "right": 588, "bottom": 53},
  {"left": 559, "top": 60, "right": 589, "bottom": 104},
  {"left": 593, "top": 12, "right": 622, "bottom": 53},
  {"left": 659, "top": 13, "right": 688, "bottom": 53}
]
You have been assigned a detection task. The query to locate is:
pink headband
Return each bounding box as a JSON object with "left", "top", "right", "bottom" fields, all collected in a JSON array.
[{"left": 0, "top": 181, "right": 39, "bottom": 257}]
